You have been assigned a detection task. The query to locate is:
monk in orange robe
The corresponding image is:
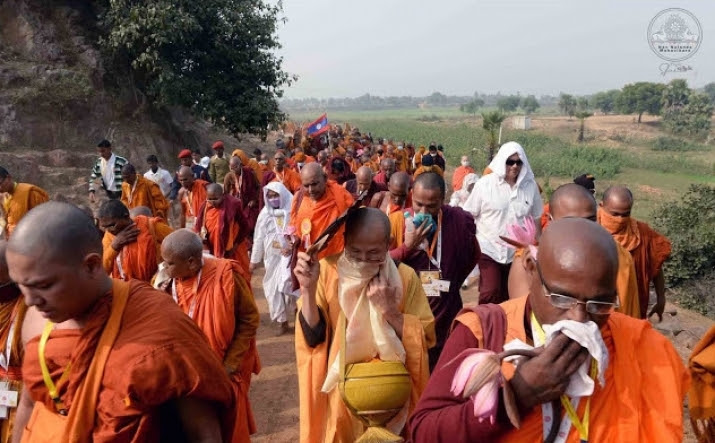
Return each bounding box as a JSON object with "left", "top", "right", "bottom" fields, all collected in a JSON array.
[
  {"left": 231, "top": 149, "right": 262, "bottom": 183},
  {"left": 0, "top": 167, "right": 49, "bottom": 238},
  {"left": 370, "top": 171, "right": 413, "bottom": 215},
  {"left": 509, "top": 184, "right": 640, "bottom": 318},
  {"left": 410, "top": 219, "right": 689, "bottom": 442},
  {"left": 195, "top": 184, "right": 251, "bottom": 282},
  {"left": 689, "top": 325, "right": 715, "bottom": 442},
  {"left": 0, "top": 240, "right": 27, "bottom": 443},
  {"left": 412, "top": 146, "right": 426, "bottom": 170},
  {"left": 8, "top": 202, "right": 234, "bottom": 442},
  {"left": 261, "top": 151, "right": 301, "bottom": 194},
  {"left": 177, "top": 166, "right": 209, "bottom": 230},
  {"left": 290, "top": 163, "right": 354, "bottom": 261},
  {"left": 162, "top": 230, "right": 261, "bottom": 443},
  {"left": 394, "top": 145, "right": 410, "bottom": 172},
  {"left": 294, "top": 208, "right": 435, "bottom": 442},
  {"left": 98, "top": 200, "right": 173, "bottom": 283},
  {"left": 599, "top": 186, "right": 671, "bottom": 319},
  {"left": 120, "top": 164, "right": 169, "bottom": 219},
  {"left": 451, "top": 155, "right": 476, "bottom": 192}
]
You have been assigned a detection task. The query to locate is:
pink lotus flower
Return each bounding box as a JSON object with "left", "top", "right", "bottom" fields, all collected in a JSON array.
[
  {"left": 450, "top": 349, "right": 502, "bottom": 424},
  {"left": 506, "top": 216, "right": 537, "bottom": 246}
]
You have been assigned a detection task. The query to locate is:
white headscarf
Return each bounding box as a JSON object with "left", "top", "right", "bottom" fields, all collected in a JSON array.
[
  {"left": 262, "top": 181, "right": 293, "bottom": 214},
  {"left": 486, "top": 141, "right": 535, "bottom": 187}
]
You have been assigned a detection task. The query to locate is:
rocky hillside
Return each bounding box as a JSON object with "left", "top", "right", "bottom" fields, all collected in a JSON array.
[{"left": 0, "top": 1, "right": 269, "bottom": 202}]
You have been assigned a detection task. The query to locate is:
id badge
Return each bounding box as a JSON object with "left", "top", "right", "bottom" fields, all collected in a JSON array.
[
  {"left": 420, "top": 271, "right": 442, "bottom": 298},
  {"left": 186, "top": 216, "right": 196, "bottom": 230}
]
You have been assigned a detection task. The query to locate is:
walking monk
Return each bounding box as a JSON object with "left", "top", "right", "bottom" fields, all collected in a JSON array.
[
  {"left": 262, "top": 151, "right": 301, "bottom": 194},
  {"left": 409, "top": 218, "right": 689, "bottom": 442},
  {"left": 119, "top": 164, "right": 169, "bottom": 219},
  {"left": 98, "top": 200, "right": 173, "bottom": 283},
  {"left": 0, "top": 167, "right": 48, "bottom": 239},
  {"left": 508, "top": 184, "right": 641, "bottom": 318},
  {"left": 8, "top": 202, "right": 234, "bottom": 442},
  {"left": 389, "top": 173, "right": 479, "bottom": 370},
  {"left": 294, "top": 208, "right": 435, "bottom": 442},
  {"left": 224, "top": 156, "right": 260, "bottom": 233},
  {"left": 0, "top": 241, "right": 27, "bottom": 442},
  {"left": 177, "top": 166, "right": 209, "bottom": 230},
  {"left": 343, "top": 166, "right": 385, "bottom": 203},
  {"left": 195, "top": 184, "right": 251, "bottom": 281},
  {"left": 371, "top": 171, "right": 412, "bottom": 215},
  {"left": 598, "top": 186, "right": 671, "bottom": 320},
  {"left": 161, "top": 229, "right": 261, "bottom": 443},
  {"left": 290, "top": 163, "right": 354, "bottom": 260}
]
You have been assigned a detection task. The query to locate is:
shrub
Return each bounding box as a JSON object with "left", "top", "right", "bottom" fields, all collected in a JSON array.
[
  {"left": 651, "top": 136, "right": 706, "bottom": 152},
  {"left": 652, "top": 185, "right": 715, "bottom": 286}
]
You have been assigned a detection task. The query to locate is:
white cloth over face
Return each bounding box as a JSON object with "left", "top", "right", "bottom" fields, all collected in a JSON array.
[
  {"left": 503, "top": 319, "right": 609, "bottom": 397},
  {"left": 463, "top": 142, "right": 542, "bottom": 264},
  {"left": 321, "top": 253, "right": 405, "bottom": 394},
  {"left": 250, "top": 181, "right": 296, "bottom": 322}
]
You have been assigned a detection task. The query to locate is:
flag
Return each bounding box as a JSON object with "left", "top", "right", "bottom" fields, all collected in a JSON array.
[{"left": 305, "top": 113, "right": 329, "bottom": 136}]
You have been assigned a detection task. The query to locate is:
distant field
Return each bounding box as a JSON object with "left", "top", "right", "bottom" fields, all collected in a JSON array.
[{"left": 284, "top": 109, "right": 714, "bottom": 223}]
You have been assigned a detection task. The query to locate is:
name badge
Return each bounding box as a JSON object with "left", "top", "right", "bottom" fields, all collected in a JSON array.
[
  {"left": 420, "top": 271, "right": 450, "bottom": 297},
  {"left": 271, "top": 240, "right": 282, "bottom": 249}
]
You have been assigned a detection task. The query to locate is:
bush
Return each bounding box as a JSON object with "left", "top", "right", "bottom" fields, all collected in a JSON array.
[
  {"left": 651, "top": 136, "right": 707, "bottom": 152},
  {"left": 652, "top": 185, "right": 715, "bottom": 286},
  {"left": 668, "top": 271, "right": 715, "bottom": 319}
]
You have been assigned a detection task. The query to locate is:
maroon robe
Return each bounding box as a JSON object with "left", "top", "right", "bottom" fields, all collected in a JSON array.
[
  {"left": 390, "top": 205, "right": 479, "bottom": 370},
  {"left": 195, "top": 194, "right": 249, "bottom": 257},
  {"left": 224, "top": 167, "right": 260, "bottom": 231},
  {"left": 373, "top": 171, "right": 389, "bottom": 186},
  {"left": 343, "top": 180, "right": 386, "bottom": 203}
]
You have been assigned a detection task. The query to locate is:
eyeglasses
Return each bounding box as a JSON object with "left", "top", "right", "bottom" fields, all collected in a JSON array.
[
  {"left": 536, "top": 263, "right": 619, "bottom": 315},
  {"left": 505, "top": 159, "right": 523, "bottom": 167}
]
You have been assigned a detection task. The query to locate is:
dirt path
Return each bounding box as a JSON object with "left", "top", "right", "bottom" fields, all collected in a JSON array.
[{"left": 247, "top": 269, "right": 713, "bottom": 442}]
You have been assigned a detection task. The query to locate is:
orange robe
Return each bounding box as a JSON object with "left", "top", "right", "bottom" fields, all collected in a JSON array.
[
  {"left": 598, "top": 209, "right": 671, "bottom": 318},
  {"left": 173, "top": 258, "right": 261, "bottom": 443},
  {"left": 296, "top": 257, "right": 436, "bottom": 442},
  {"left": 541, "top": 203, "right": 551, "bottom": 230},
  {"left": 394, "top": 150, "right": 409, "bottom": 172},
  {"left": 121, "top": 176, "right": 169, "bottom": 219},
  {"left": 22, "top": 280, "right": 235, "bottom": 441},
  {"left": 0, "top": 296, "right": 27, "bottom": 443},
  {"left": 102, "top": 215, "right": 173, "bottom": 282},
  {"left": 689, "top": 325, "right": 715, "bottom": 441},
  {"left": 409, "top": 296, "right": 690, "bottom": 442},
  {"left": 231, "top": 149, "right": 261, "bottom": 183},
  {"left": 2, "top": 183, "right": 49, "bottom": 237},
  {"left": 451, "top": 165, "right": 475, "bottom": 191},
  {"left": 180, "top": 179, "right": 209, "bottom": 228},
  {"left": 413, "top": 165, "right": 444, "bottom": 178},
  {"left": 345, "top": 159, "right": 359, "bottom": 173},
  {"left": 201, "top": 200, "right": 251, "bottom": 282},
  {"left": 266, "top": 168, "right": 302, "bottom": 194},
  {"left": 290, "top": 182, "right": 354, "bottom": 260}
]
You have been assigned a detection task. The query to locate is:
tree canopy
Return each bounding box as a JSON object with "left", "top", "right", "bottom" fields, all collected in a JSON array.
[
  {"left": 496, "top": 95, "right": 520, "bottom": 113},
  {"left": 521, "top": 95, "right": 540, "bottom": 114},
  {"left": 558, "top": 93, "right": 576, "bottom": 117},
  {"left": 99, "top": 0, "right": 292, "bottom": 137},
  {"left": 614, "top": 82, "right": 664, "bottom": 123}
]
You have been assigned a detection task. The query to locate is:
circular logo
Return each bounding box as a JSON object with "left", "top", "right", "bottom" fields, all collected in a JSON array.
[{"left": 648, "top": 8, "right": 702, "bottom": 62}]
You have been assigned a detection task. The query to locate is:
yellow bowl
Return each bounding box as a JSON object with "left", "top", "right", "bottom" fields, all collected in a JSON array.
[{"left": 340, "top": 361, "right": 412, "bottom": 414}]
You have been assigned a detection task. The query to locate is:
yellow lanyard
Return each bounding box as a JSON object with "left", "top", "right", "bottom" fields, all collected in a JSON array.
[
  {"left": 531, "top": 313, "right": 596, "bottom": 442},
  {"left": 39, "top": 322, "right": 71, "bottom": 415}
]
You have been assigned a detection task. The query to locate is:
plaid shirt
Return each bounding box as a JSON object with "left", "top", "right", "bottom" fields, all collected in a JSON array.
[{"left": 89, "top": 154, "right": 128, "bottom": 192}]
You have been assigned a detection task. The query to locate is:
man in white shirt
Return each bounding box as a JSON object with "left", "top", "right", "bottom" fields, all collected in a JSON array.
[
  {"left": 144, "top": 154, "right": 174, "bottom": 198},
  {"left": 463, "top": 141, "right": 542, "bottom": 304},
  {"left": 88, "top": 139, "right": 128, "bottom": 202}
]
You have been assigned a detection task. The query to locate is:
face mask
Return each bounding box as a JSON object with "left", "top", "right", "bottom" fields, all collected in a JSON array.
[
  {"left": 260, "top": 160, "right": 268, "bottom": 165},
  {"left": 267, "top": 197, "right": 281, "bottom": 209},
  {"left": 461, "top": 160, "right": 470, "bottom": 167},
  {"left": 341, "top": 253, "right": 385, "bottom": 279},
  {"left": 397, "top": 145, "right": 404, "bottom": 150}
]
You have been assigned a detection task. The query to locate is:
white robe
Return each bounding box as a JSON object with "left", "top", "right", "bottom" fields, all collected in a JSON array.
[{"left": 250, "top": 182, "right": 297, "bottom": 322}]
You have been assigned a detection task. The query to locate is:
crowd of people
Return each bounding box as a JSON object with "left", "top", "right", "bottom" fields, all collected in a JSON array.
[{"left": 0, "top": 121, "right": 712, "bottom": 443}]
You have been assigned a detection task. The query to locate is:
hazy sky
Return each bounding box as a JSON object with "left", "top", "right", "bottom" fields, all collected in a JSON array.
[{"left": 275, "top": 0, "right": 714, "bottom": 98}]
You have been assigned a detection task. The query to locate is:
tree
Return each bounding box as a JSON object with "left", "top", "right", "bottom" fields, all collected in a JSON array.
[
  {"left": 576, "top": 97, "right": 590, "bottom": 112},
  {"left": 100, "top": 0, "right": 292, "bottom": 137},
  {"left": 663, "top": 91, "right": 714, "bottom": 137},
  {"left": 496, "top": 95, "right": 520, "bottom": 113},
  {"left": 521, "top": 95, "right": 540, "bottom": 114},
  {"left": 427, "top": 92, "right": 448, "bottom": 106},
  {"left": 590, "top": 89, "right": 621, "bottom": 114},
  {"left": 482, "top": 111, "right": 507, "bottom": 161},
  {"left": 614, "top": 82, "right": 665, "bottom": 123},
  {"left": 575, "top": 111, "right": 593, "bottom": 142},
  {"left": 662, "top": 79, "right": 691, "bottom": 112},
  {"left": 558, "top": 93, "right": 577, "bottom": 118},
  {"left": 704, "top": 82, "right": 715, "bottom": 105},
  {"left": 460, "top": 98, "right": 484, "bottom": 117}
]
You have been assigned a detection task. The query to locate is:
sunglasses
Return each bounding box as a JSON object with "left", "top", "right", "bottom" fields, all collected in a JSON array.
[
  {"left": 536, "top": 262, "right": 619, "bottom": 315},
  {"left": 505, "top": 159, "right": 523, "bottom": 167}
]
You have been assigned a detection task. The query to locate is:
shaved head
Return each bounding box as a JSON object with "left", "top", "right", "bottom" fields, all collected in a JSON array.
[
  {"left": 230, "top": 156, "right": 241, "bottom": 166},
  {"left": 530, "top": 218, "right": 618, "bottom": 326},
  {"left": 206, "top": 183, "right": 223, "bottom": 196},
  {"left": 162, "top": 229, "right": 203, "bottom": 261},
  {"left": 389, "top": 171, "right": 411, "bottom": 189},
  {"left": 97, "top": 199, "right": 130, "bottom": 220},
  {"left": 122, "top": 164, "right": 136, "bottom": 174},
  {"left": 129, "top": 206, "right": 152, "bottom": 218},
  {"left": 345, "top": 208, "right": 391, "bottom": 245},
  {"left": 549, "top": 184, "right": 597, "bottom": 221},
  {"left": 601, "top": 186, "right": 634, "bottom": 217},
  {"left": 300, "top": 162, "right": 327, "bottom": 201},
  {"left": 8, "top": 202, "right": 102, "bottom": 264},
  {"left": 356, "top": 166, "right": 373, "bottom": 181},
  {"left": 413, "top": 171, "right": 446, "bottom": 198}
]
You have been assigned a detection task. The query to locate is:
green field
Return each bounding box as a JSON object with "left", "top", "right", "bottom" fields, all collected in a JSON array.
[{"left": 286, "top": 108, "right": 714, "bottom": 222}]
